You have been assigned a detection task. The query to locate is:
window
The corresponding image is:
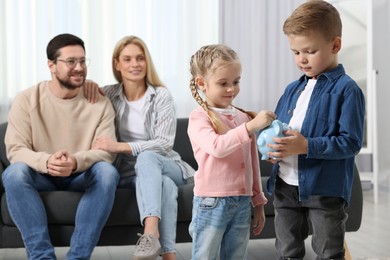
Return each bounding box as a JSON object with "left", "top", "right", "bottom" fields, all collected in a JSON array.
[{"left": 0, "top": 0, "right": 219, "bottom": 122}]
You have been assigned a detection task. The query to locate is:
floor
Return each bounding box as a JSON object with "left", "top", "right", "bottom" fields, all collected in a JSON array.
[{"left": 0, "top": 188, "right": 389, "bottom": 260}]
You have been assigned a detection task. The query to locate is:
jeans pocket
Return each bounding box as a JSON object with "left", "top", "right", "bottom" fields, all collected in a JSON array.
[{"left": 199, "top": 197, "right": 218, "bottom": 209}]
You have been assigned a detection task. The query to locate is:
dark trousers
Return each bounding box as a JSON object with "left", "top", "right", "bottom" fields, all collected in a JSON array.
[{"left": 273, "top": 176, "right": 347, "bottom": 260}]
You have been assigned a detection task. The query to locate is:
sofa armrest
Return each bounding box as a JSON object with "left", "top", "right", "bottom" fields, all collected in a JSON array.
[
  {"left": 0, "top": 163, "right": 3, "bottom": 195},
  {"left": 345, "top": 164, "right": 363, "bottom": 232}
]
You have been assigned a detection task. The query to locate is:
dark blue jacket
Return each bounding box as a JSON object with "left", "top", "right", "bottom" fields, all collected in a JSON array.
[{"left": 267, "top": 64, "right": 365, "bottom": 205}]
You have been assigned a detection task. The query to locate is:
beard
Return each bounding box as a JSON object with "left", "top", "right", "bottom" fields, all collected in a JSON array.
[{"left": 55, "top": 72, "right": 86, "bottom": 90}]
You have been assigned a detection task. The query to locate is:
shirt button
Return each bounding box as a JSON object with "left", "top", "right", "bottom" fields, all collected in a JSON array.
[
  {"left": 241, "top": 162, "right": 245, "bottom": 168},
  {"left": 288, "top": 109, "right": 293, "bottom": 115}
]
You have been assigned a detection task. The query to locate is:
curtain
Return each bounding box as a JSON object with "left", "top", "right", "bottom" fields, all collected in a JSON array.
[
  {"left": 219, "top": 0, "right": 304, "bottom": 113},
  {"left": 0, "top": 0, "right": 219, "bottom": 122}
]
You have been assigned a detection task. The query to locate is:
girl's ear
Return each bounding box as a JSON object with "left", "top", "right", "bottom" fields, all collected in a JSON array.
[
  {"left": 195, "top": 77, "right": 205, "bottom": 91},
  {"left": 332, "top": 37, "right": 342, "bottom": 54}
]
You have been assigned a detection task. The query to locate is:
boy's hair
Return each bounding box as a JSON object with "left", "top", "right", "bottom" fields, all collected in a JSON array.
[
  {"left": 189, "top": 44, "right": 256, "bottom": 134},
  {"left": 46, "top": 33, "right": 85, "bottom": 61},
  {"left": 283, "top": 0, "right": 342, "bottom": 41},
  {"left": 111, "top": 35, "right": 164, "bottom": 87}
]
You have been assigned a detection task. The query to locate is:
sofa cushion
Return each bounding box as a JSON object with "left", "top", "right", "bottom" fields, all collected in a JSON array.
[{"left": 1, "top": 184, "right": 195, "bottom": 227}]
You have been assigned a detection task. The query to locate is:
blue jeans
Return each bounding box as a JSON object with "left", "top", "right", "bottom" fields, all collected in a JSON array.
[
  {"left": 2, "top": 162, "right": 119, "bottom": 260},
  {"left": 189, "top": 196, "right": 252, "bottom": 260},
  {"left": 134, "top": 151, "right": 186, "bottom": 254}
]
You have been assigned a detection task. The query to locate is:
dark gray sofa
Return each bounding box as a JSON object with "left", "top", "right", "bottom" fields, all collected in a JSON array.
[{"left": 0, "top": 118, "right": 363, "bottom": 248}]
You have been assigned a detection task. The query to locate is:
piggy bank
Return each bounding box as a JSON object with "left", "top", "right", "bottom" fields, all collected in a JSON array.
[{"left": 256, "top": 119, "right": 289, "bottom": 160}]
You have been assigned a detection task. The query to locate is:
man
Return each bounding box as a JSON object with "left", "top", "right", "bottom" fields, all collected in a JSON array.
[{"left": 2, "top": 33, "right": 119, "bottom": 260}]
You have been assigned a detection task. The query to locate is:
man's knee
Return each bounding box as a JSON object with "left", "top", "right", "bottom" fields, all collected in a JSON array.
[
  {"left": 2, "top": 162, "right": 32, "bottom": 186},
  {"left": 90, "top": 161, "right": 120, "bottom": 187}
]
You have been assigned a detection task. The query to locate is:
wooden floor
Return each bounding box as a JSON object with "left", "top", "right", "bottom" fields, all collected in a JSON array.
[{"left": 0, "top": 188, "right": 389, "bottom": 260}]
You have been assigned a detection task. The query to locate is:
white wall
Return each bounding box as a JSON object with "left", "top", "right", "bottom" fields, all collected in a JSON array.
[{"left": 372, "top": 0, "right": 390, "bottom": 188}]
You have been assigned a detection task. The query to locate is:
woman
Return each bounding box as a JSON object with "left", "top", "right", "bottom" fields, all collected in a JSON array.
[{"left": 90, "top": 35, "right": 194, "bottom": 260}]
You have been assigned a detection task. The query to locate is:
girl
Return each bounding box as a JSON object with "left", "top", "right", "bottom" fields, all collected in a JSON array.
[{"left": 187, "top": 44, "right": 276, "bottom": 259}]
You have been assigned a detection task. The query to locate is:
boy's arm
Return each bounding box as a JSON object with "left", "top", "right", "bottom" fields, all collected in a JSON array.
[{"left": 270, "top": 84, "right": 365, "bottom": 160}]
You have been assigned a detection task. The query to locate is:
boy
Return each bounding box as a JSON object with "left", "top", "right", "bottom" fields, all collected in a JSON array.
[{"left": 266, "top": 1, "right": 365, "bottom": 259}]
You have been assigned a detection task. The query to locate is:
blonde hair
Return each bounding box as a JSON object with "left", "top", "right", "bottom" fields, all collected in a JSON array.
[
  {"left": 112, "top": 35, "right": 164, "bottom": 87},
  {"left": 189, "top": 44, "right": 256, "bottom": 134},
  {"left": 283, "top": 0, "right": 342, "bottom": 41}
]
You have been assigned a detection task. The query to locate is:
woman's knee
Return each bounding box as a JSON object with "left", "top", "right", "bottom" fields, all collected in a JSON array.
[
  {"left": 162, "top": 176, "right": 178, "bottom": 198},
  {"left": 134, "top": 151, "right": 162, "bottom": 177},
  {"left": 136, "top": 151, "right": 159, "bottom": 165}
]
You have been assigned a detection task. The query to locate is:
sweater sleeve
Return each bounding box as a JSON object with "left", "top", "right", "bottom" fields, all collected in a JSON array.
[
  {"left": 250, "top": 136, "right": 268, "bottom": 207},
  {"left": 5, "top": 89, "right": 51, "bottom": 172},
  {"left": 72, "top": 98, "right": 117, "bottom": 172},
  {"left": 188, "top": 109, "right": 252, "bottom": 158}
]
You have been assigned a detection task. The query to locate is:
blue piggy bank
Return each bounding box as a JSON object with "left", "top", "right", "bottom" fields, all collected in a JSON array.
[{"left": 256, "top": 119, "right": 289, "bottom": 160}]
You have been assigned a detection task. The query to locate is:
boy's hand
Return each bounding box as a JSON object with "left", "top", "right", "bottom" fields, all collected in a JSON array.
[
  {"left": 268, "top": 129, "right": 308, "bottom": 159},
  {"left": 252, "top": 205, "right": 266, "bottom": 236}
]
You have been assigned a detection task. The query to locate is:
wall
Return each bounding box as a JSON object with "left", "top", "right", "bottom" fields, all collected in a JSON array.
[{"left": 372, "top": 0, "right": 390, "bottom": 188}]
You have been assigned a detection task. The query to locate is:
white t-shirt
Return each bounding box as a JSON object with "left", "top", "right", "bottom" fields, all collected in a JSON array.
[
  {"left": 119, "top": 88, "right": 149, "bottom": 142},
  {"left": 278, "top": 79, "right": 317, "bottom": 186}
]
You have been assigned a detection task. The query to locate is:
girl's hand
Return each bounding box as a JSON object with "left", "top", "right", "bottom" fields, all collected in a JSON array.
[
  {"left": 252, "top": 204, "right": 266, "bottom": 236},
  {"left": 84, "top": 80, "right": 105, "bottom": 103},
  {"left": 246, "top": 110, "right": 276, "bottom": 135}
]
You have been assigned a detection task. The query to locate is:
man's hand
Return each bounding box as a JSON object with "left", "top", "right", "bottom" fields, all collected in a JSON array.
[{"left": 46, "top": 150, "right": 77, "bottom": 177}]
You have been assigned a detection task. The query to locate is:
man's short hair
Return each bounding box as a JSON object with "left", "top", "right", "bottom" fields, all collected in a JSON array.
[{"left": 46, "top": 33, "right": 85, "bottom": 61}]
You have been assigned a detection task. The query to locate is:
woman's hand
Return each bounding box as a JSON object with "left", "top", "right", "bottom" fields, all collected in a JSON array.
[
  {"left": 84, "top": 80, "right": 105, "bottom": 103},
  {"left": 92, "top": 136, "right": 132, "bottom": 154}
]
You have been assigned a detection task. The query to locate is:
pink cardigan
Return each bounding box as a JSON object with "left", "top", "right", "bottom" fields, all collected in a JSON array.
[{"left": 188, "top": 107, "right": 267, "bottom": 207}]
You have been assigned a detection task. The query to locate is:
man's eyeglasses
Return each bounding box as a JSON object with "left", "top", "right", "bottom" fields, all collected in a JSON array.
[{"left": 55, "top": 58, "right": 90, "bottom": 68}]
